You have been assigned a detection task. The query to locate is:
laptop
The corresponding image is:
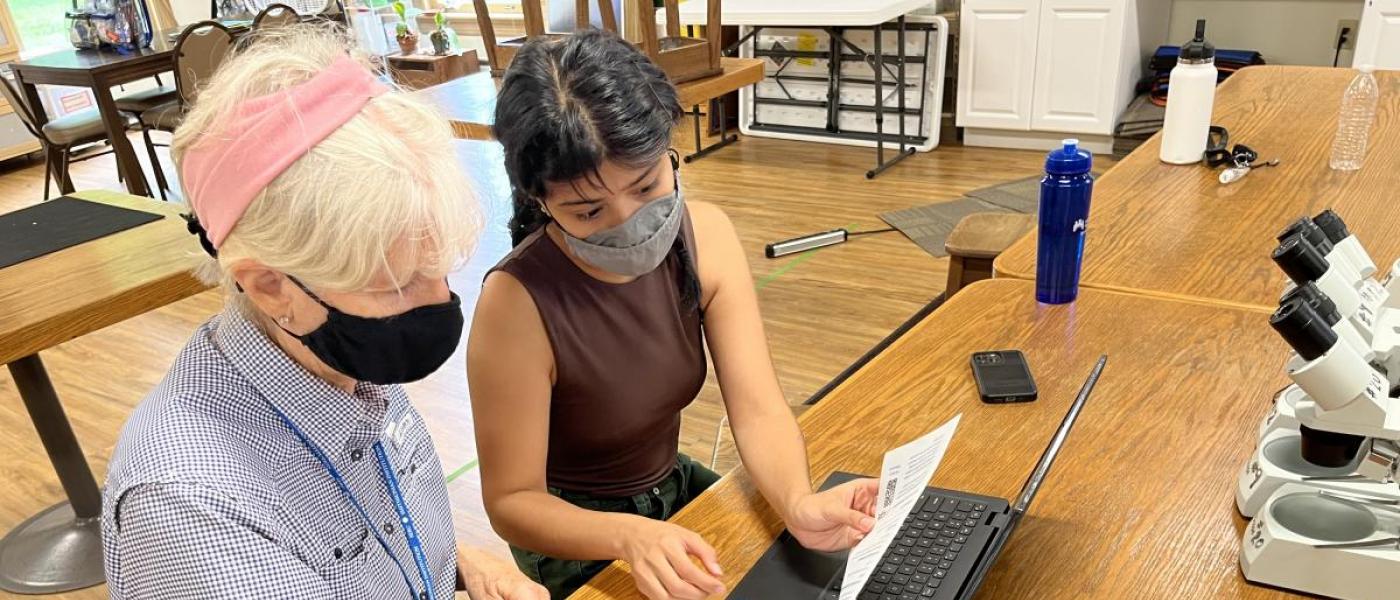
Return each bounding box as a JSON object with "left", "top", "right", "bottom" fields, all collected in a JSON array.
[{"left": 731, "top": 356, "right": 1105, "bottom": 600}]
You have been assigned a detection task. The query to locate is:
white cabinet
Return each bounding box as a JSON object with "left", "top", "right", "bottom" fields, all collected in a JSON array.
[
  {"left": 957, "top": 0, "right": 1040, "bottom": 129},
  {"left": 1355, "top": 0, "right": 1400, "bottom": 70},
  {"left": 956, "top": 0, "right": 1168, "bottom": 152},
  {"left": 1030, "top": 0, "right": 1123, "bottom": 133}
]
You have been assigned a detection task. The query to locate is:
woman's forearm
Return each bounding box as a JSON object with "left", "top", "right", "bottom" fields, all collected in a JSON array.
[
  {"left": 730, "top": 406, "right": 814, "bottom": 522},
  {"left": 487, "top": 489, "right": 644, "bottom": 561}
]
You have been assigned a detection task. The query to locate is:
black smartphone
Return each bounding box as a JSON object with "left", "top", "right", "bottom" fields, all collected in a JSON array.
[{"left": 971, "top": 350, "right": 1038, "bottom": 404}]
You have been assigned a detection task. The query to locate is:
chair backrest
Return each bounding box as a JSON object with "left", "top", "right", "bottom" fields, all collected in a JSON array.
[
  {"left": 632, "top": 0, "right": 721, "bottom": 81},
  {"left": 315, "top": 0, "right": 347, "bottom": 26},
  {"left": 253, "top": 3, "right": 300, "bottom": 29},
  {"left": 472, "top": 0, "right": 616, "bottom": 72},
  {"left": 173, "top": 21, "right": 237, "bottom": 105},
  {"left": 0, "top": 70, "right": 44, "bottom": 141}
]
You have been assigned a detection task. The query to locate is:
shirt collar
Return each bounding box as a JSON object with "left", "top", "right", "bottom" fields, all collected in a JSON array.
[{"left": 213, "top": 307, "right": 393, "bottom": 456}]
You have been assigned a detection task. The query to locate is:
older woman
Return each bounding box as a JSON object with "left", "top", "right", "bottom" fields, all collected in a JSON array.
[{"left": 100, "top": 26, "right": 544, "bottom": 600}]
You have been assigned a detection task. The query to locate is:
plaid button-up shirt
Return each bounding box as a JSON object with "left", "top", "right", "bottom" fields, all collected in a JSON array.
[{"left": 102, "top": 308, "right": 456, "bottom": 599}]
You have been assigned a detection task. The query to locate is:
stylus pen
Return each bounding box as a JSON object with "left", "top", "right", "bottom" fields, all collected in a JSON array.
[
  {"left": 956, "top": 354, "right": 1108, "bottom": 600},
  {"left": 764, "top": 227, "right": 898, "bottom": 258}
]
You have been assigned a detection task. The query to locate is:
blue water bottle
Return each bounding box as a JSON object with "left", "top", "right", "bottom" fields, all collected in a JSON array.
[{"left": 1036, "top": 139, "right": 1094, "bottom": 304}]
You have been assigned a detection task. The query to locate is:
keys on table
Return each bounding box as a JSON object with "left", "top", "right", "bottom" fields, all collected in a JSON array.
[{"left": 1219, "top": 157, "right": 1280, "bottom": 185}]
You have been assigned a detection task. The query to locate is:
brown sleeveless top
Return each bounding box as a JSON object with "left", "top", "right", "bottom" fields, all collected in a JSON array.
[{"left": 489, "top": 212, "right": 706, "bottom": 497}]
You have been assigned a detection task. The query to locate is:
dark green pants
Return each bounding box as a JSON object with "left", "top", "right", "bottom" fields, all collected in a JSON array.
[{"left": 510, "top": 454, "right": 722, "bottom": 600}]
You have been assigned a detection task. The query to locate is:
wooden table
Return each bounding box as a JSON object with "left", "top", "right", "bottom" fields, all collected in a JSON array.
[
  {"left": 994, "top": 66, "right": 1400, "bottom": 313},
  {"left": 573, "top": 278, "right": 1303, "bottom": 599},
  {"left": 10, "top": 40, "right": 181, "bottom": 198},
  {"left": 387, "top": 49, "right": 481, "bottom": 91},
  {"left": 417, "top": 56, "right": 765, "bottom": 151},
  {"left": 0, "top": 190, "right": 206, "bottom": 593}
]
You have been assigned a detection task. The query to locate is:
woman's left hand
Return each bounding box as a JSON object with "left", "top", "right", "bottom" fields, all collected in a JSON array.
[
  {"left": 457, "top": 543, "right": 550, "bottom": 600},
  {"left": 783, "top": 478, "right": 880, "bottom": 552}
]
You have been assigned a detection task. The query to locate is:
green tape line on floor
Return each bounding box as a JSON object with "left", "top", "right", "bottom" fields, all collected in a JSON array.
[
  {"left": 754, "top": 223, "right": 856, "bottom": 291},
  {"left": 445, "top": 459, "right": 479, "bottom": 484}
]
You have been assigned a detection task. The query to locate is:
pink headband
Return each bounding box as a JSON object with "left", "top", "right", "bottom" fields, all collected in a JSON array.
[{"left": 180, "top": 56, "right": 390, "bottom": 249}]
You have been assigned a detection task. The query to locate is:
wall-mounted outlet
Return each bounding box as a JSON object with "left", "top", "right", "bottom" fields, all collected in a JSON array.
[{"left": 1337, "top": 19, "right": 1360, "bottom": 50}]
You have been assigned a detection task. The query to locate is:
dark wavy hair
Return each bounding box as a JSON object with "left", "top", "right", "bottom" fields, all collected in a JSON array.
[{"left": 493, "top": 29, "right": 699, "bottom": 310}]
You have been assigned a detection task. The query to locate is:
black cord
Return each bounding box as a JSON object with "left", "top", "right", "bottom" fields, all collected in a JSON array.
[
  {"left": 848, "top": 227, "right": 897, "bottom": 237},
  {"left": 1334, "top": 27, "right": 1351, "bottom": 68}
]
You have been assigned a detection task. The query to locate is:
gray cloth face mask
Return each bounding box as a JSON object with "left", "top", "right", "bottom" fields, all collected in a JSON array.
[{"left": 557, "top": 174, "right": 685, "bottom": 277}]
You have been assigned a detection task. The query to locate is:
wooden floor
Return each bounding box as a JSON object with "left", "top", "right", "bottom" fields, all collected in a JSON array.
[{"left": 0, "top": 124, "right": 1092, "bottom": 599}]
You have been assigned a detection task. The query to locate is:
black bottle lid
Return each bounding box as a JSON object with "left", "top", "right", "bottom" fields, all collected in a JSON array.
[
  {"left": 1281, "top": 283, "right": 1341, "bottom": 327},
  {"left": 1270, "top": 298, "right": 1337, "bottom": 361},
  {"left": 1180, "top": 19, "right": 1216, "bottom": 64},
  {"left": 1273, "top": 234, "right": 1330, "bottom": 284},
  {"left": 1313, "top": 209, "right": 1350, "bottom": 243}
]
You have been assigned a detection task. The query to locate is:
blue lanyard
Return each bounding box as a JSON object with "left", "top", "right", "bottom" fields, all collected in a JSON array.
[{"left": 265, "top": 401, "right": 436, "bottom": 600}]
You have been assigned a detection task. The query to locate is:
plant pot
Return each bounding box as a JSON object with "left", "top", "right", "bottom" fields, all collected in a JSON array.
[
  {"left": 396, "top": 33, "right": 419, "bottom": 56},
  {"left": 430, "top": 30, "right": 450, "bottom": 55}
]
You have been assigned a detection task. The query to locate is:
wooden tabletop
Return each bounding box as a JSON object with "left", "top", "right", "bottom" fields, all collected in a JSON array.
[
  {"left": 572, "top": 278, "right": 1301, "bottom": 599},
  {"left": 0, "top": 191, "right": 207, "bottom": 366},
  {"left": 10, "top": 34, "right": 176, "bottom": 77},
  {"left": 417, "top": 57, "right": 765, "bottom": 141},
  {"left": 994, "top": 66, "right": 1400, "bottom": 313}
]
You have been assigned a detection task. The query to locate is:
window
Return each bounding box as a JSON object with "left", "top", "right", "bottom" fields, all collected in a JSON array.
[{"left": 8, "top": 0, "right": 68, "bottom": 56}]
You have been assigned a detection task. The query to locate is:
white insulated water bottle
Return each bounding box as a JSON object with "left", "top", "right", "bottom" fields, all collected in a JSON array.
[{"left": 1159, "top": 20, "right": 1218, "bottom": 164}]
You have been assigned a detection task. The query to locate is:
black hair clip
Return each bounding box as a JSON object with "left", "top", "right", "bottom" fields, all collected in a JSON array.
[{"left": 180, "top": 212, "right": 218, "bottom": 258}]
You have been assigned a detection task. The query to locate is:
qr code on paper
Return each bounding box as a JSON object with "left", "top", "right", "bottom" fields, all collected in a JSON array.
[{"left": 882, "top": 478, "right": 898, "bottom": 509}]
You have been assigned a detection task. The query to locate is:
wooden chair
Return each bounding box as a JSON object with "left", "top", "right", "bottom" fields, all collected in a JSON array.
[
  {"left": 632, "top": 0, "right": 721, "bottom": 84},
  {"left": 0, "top": 72, "right": 123, "bottom": 200},
  {"left": 944, "top": 212, "right": 1035, "bottom": 297},
  {"left": 136, "top": 21, "right": 237, "bottom": 200},
  {"left": 472, "top": 0, "right": 617, "bottom": 76}
]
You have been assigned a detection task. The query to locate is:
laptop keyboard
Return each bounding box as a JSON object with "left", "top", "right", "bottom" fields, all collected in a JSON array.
[{"left": 821, "top": 492, "right": 987, "bottom": 600}]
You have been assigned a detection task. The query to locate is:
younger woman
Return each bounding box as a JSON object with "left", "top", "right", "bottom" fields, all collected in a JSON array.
[{"left": 468, "top": 31, "right": 877, "bottom": 600}]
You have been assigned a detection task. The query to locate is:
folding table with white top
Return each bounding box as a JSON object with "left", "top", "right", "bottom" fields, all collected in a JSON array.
[{"left": 673, "top": 0, "right": 947, "bottom": 178}]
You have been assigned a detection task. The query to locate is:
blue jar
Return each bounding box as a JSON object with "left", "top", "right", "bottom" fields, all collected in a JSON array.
[{"left": 1036, "top": 139, "right": 1094, "bottom": 304}]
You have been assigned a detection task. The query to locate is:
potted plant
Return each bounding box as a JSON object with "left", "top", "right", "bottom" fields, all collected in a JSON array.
[
  {"left": 429, "top": 11, "right": 451, "bottom": 56},
  {"left": 393, "top": 1, "right": 418, "bottom": 56}
]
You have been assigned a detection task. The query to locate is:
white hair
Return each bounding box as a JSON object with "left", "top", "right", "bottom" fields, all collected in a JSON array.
[{"left": 171, "top": 23, "right": 479, "bottom": 316}]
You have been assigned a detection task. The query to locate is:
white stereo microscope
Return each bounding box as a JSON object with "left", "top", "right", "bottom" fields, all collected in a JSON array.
[{"left": 1234, "top": 211, "right": 1400, "bottom": 600}]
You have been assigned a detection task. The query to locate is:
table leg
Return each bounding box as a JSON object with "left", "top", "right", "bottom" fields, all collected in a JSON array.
[
  {"left": 865, "top": 18, "right": 916, "bottom": 180},
  {"left": 684, "top": 99, "right": 740, "bottom": 163},
  {"left": 0, "top": 355, "right": 105, "bottom": 593},
  {"left": 90, "top": 75, "right": 150, "bottom": 197}
]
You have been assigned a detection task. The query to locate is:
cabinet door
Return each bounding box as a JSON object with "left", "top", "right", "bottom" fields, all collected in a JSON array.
[
  {"left": 957, "top": 0, "right": 1040, "bottom": 130},
  {"left": 1355, "top": 0, "right": 1400, "bottom": 70},
  {"left": 1029, "top": 0, "right": 1122, "bottom": 135}
]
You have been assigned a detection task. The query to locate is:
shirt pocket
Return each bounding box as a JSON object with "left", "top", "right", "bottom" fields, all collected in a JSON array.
[{"left": 313, "top": 525, "right": 374, "bottom": 599}]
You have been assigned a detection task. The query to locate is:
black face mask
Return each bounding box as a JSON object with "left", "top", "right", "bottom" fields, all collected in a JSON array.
[{"left": 279, "top": 277, "right": 464, "bottom": 385}]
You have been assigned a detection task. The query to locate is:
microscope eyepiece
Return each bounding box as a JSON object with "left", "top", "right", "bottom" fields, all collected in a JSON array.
[
  {"left": 1279, "top": 282, "right": 1340, "bottom": 327},
  {"left": 1277, "top": 217, "right": 1313, "bottom": 243},
  {"left": 1272, "top": 234, "right": 1330, "bottom": 284},
  {"left": 1276, "top": 217, "right": 1335, "bottom": 255},
  {"left": 1298, "top": 423, "right": 1366, "bottom": 468},
  {"left": 1270, "top": 298, "right": 1337, "bottom": 361},
  {"left": 1312, "top": 209, "right": 1350, "bottom": 243}
]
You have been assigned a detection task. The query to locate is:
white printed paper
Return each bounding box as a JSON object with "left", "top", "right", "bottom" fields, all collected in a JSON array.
[{"left": 839, "top": 414, "right": 962, "bottom": 600}]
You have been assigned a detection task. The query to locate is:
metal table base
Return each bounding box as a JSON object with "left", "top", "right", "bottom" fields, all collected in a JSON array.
[
  {"left": 739, "top": 18, "right": 934, "bottom": 179},
  {"left": 0, "top": 354, "right": 105, "bottom": 593},
  {"left": 685, "top": 98, "right": 740, "bottom": 163}
]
